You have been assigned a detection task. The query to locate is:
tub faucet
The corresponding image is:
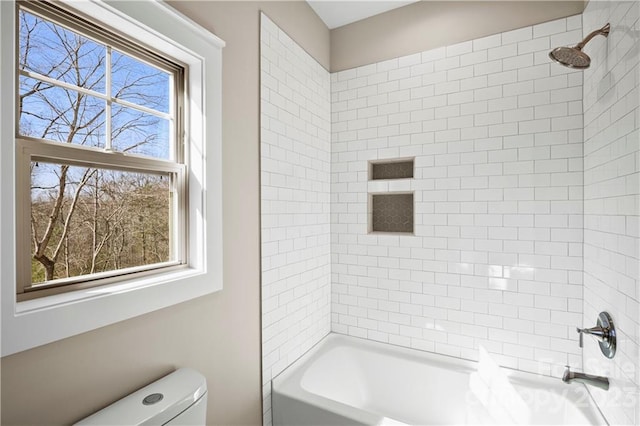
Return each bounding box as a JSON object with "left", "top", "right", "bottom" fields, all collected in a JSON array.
[
  {"left": 562, "top": 365, "right": 609, "bottom": 391},
  {"left": 576, "top": 325, "right": 610, "bottom": 348},
  {"left": 576, "top": 311, "right": 617, "bottom": 359}
]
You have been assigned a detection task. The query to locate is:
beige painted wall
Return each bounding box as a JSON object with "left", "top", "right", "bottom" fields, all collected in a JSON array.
[
  {"left": 0, "top": 1, "right": 328, "bottom": 425},
  {"left": 331, "top": 1, "right": 586, "bottom": 71}
]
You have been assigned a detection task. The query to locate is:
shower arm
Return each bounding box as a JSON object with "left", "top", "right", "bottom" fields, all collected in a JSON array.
[{"left": 575, "top": 23, "right": 610, "bottom": 50}]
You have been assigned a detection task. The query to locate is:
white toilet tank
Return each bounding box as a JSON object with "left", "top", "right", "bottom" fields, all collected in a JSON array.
[{"left": 75, "top": 368, "right": 207, "bottom": 425}]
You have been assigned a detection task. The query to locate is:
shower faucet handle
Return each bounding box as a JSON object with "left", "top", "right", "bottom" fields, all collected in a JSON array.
[
  {"left": 576, "top": 311, "right": 617, "bottom": 359},
  {"left": 576, "top": 325, "right": 608, "bottom": 347},
  {"left": 576, "top": 327, "right": 583, "bottom": 348}
]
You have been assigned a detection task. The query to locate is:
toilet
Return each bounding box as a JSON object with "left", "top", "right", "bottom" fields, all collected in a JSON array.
[{"left": 75, "top": 368, "right": 207, "bottom": 425}]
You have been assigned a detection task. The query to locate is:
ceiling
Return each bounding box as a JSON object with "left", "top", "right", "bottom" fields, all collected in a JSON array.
[{"left": 307, "top": 1, "right": 419, "bottom": 29}]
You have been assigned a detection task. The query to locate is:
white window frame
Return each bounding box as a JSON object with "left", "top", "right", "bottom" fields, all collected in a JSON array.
[{"left": 1, "top": 0, "right": 225, "bottom": 356}]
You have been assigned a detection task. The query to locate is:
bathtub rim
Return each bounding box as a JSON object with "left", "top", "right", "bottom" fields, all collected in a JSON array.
[
  {"left": 271, "top": 332, "right": 609, "bottom": 426},
  {"left": 272, "top": 332, "right": 388, "bottom": 425}
]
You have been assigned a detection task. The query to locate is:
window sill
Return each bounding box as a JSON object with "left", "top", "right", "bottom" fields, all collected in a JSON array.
[
  {"left": 3, "top": 265, "right": 217, "bottom": 355},
  {"left": 17, "top": 267, "right": 202, "bottom": 314}
]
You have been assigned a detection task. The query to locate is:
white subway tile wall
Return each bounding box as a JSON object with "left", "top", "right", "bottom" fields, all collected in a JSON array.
[
  {"left": 260, "top": 14, "right": 331, "bottom": 426},
  {"left": 331, "top": 15, "right": 586, "bottom": 377},
  {"left": 582, "top": 1, "right": 640, "bottom": 424},
  {"left": 262, "top": 5, "right": 640, "bottom": 425}
]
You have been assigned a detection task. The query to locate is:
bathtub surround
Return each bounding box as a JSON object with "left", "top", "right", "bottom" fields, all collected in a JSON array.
[
  {"left": 262, "top": 4, "right": 640, "bottom": 425},
  {"left": 332, "top": 15, "right": 586, "bottom": 377},
  {"left": 582, "top": 1, "right": 640, "bottom": 424},
  {"left": 260, "top": 14, "right": 332, "bottom": 426}
]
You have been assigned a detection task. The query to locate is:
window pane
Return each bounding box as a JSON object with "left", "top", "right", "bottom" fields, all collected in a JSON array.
[
  {"left": 30, "top": 162, "right": 172, "bottom": 285},
  {"left": 112, "top": 104, "right": 170, "bottom": 159},
  {"left": 112, "top": 50, "right": 170, "bottom": 114},
  {"left": 19, "top": 10, "right": 106, "bottom": 92},
  {"left": 19, "top": 75, "right": 105, "bottom": 147}
]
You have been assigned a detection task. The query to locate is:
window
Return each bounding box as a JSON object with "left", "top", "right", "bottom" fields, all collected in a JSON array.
[
  {"left": 17, "top": 1, "right": 186, "bottom": 299},
  {"left": 1, "top": 0, "right": 224, "bottom": 355}
]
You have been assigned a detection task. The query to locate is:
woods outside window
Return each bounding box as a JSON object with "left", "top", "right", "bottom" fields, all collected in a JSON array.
[{"left": 16, "top": 1, "right": 186, "bottom": 299}]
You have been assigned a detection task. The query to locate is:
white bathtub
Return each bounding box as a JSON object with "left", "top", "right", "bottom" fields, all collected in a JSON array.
[{"left": 272, "top": 334, "right": 606, "bottom": 425}]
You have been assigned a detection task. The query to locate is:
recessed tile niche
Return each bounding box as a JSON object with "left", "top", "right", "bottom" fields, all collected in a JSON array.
[
  {"left": 368, "top": 159, "right": 415, "bottom": 234},
  {"left": 370, "top": 159, "right": 414, "bottom": 180},
  {"left": 370, "top": 193, "right": 414, "bottom": 233}
]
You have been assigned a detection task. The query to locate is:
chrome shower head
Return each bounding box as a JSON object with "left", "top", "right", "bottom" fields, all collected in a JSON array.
[
  {"left": 549, "top": 46, "right": 591, "bottom": 69},
  {"left": 549, "top": 23, "right": 610, "bottom": 69}
]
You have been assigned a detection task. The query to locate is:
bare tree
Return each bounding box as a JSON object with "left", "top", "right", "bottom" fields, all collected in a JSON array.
[{"left": 21, "top": 11, "right": 171, "bottom": 283}]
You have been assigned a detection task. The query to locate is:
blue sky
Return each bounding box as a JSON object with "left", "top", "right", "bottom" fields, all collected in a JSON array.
[{"left": 19, "top": 8, "right": 173, "bottom": 160}]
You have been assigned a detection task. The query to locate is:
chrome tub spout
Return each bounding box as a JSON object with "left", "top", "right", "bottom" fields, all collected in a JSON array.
[{"left": 562, "top": 366, "right": 609, "bottom": 391}]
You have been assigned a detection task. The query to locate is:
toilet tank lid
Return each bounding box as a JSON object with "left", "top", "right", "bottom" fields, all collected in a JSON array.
[{"left": 74, "top": 368, "right": 207, "bottom": 426}]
